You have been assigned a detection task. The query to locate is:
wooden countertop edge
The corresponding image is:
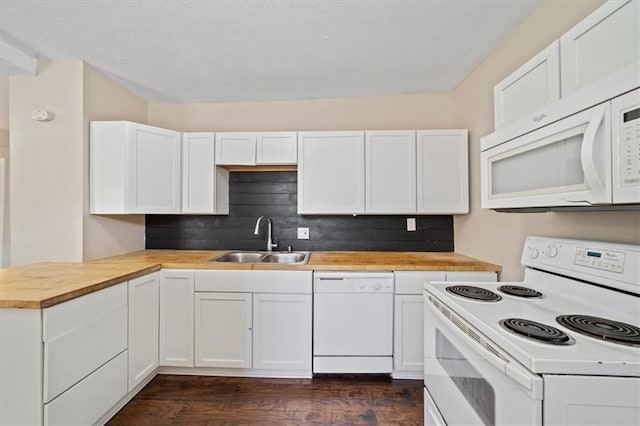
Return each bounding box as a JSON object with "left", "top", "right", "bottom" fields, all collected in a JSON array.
[{"left": 0, "top": 265, "right": 161, "bottom": 309}]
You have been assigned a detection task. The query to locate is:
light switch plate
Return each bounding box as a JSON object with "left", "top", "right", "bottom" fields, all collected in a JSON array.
[
  {"left": 406, "top": 218, "right": 416, "bottom": 232},
  {"left": 297, "top": 227, "right": 310, "bottom": 239}
]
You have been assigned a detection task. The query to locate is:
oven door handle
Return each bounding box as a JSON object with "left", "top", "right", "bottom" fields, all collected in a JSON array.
[{"left": 426, "top": 295, "right": 543, "bottom": 399}]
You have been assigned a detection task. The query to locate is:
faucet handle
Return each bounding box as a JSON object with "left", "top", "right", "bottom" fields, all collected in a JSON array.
[{"left": 287, "top": 245, "right": 292, "bottom": 253}]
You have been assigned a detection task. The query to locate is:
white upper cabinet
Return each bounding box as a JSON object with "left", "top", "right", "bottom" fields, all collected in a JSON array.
[
  {"left": 365, "top": 131, "right": 417, "bottom": 213},
  {"left": 297, "top": 131, "right": 366, "bottom": 214},
  {"left": 90, "top": 121, "right": 181, "bottom": 214},
  {"left": 560, "top": 0, "right": 640, "bottom": 96},
  {"left": 216, "top": 132, "right": 297, "bottom": 165},
  {"left": 494, "top": 41, "right": 560, "bottom": 129},
  {"left": 182, "top": 132, "right": 229, "bottom": 214},
  {"left": 298, "top": 130, "right": 468, "bottom": 215},
  {"left": 215, "top": 132, "right": 257, "bottom": 165},
  {"left": 256, "top": 132, "right": 297, "bottom": 165},
  {"left": 492, "top": 0, "right": 640, "bottom": 131},
  {"left": 417, "top": 130, "right": 469, "bottom": 214}
]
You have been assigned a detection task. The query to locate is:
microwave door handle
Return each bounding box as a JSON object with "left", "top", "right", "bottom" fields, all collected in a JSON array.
[{"left": 579, "top": 105, "right": 607, "bottom": 203}]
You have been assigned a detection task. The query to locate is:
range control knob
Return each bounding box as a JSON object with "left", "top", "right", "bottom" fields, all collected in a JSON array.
[
  {"left": 375, "top": 284, "right": 382, "bottom": 291},
  {"left": 547, "top": 245, "right": 559, "bottom": 258},
  {"left": 528, "top": 247, "right": 539, "bottom": 259}
]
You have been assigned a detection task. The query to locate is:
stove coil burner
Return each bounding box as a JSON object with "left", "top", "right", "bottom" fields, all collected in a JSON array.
[
  {"left": 446, "top": 285, "right": 502, "bottom": 302},
  {"left": 500, "top": 318, "right": 575, "bottom": 345},
  {"left": 556, "top": 315, "right": 640, "bottom": 347},
  {"left": 498, "top": 285, "right": 543, "bottom": 298}
]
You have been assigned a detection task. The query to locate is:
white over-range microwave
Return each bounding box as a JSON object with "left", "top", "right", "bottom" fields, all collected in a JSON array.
[{"left": 481, "top": 88, "right": 640, "bottom": 209}]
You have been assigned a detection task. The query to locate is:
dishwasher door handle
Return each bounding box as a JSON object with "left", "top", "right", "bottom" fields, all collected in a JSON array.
[{"left": 318, "top": 277, "right": 344, "bottom": 280}]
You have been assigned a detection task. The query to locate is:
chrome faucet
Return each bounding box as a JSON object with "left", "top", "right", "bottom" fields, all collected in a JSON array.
[{"left": 254, "top": 215, "right": 278, "bottom": 252}]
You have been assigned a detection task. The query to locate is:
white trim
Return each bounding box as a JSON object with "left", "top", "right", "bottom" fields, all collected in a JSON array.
[{"left": 0, "top": 37, "right": 38, "bottom": 75}]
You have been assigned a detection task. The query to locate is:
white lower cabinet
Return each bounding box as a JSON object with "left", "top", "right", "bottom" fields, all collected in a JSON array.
[
  {"left": 128, "top": 272, "right": 160, "bottom": 391},
  {"left": 44, "top": 351, "right": 128, "bottom": 426},
  {"left": 159, "top": 270, "right": 195, "bottom": 367},
  {"left": 0, "top": 281, "right": 135, "bottom": 426},
  {"left": 193, "top": 270, "right": 313, "bottom": 376},
  {"left": 194, "top": 291, "right": 312, "bottom": 374},
  {"left": 252, "top": 293, "right": 312, "bottom": 371},
  {"left": 394, "top": 294, "right": 426, "bottom": 376},
  {"left": 393, "top": 271, "right": 497, "bottom": 379},
  {"left": 195, "top": 292, "right": 253, "bottom": 368}
]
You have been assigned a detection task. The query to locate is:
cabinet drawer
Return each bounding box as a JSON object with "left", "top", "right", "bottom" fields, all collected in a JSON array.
[
  {"left": 43, "top": 282, "right": 127, "bottom": 341},
  {"left": 44, "top": 350, "right": 128, "bottom": 426},
  {"left": 394, "top": 271, "right": 445, "bottom": 294},
  {"left": 44, "top": 305, "right": 128, "bottom": 402},
  {"left": 43, "top": 283, "right": 127, "bottom": 402}
]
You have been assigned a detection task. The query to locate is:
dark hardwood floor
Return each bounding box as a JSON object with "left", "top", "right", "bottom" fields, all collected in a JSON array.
[{"left": 107, "top": 374, "right": 423, "bottom": 425}]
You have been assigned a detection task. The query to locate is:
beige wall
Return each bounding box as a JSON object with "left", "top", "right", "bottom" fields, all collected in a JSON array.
[
  {"left": 0, "top": 75, "right": 8, "bottom": 149},
  {"left": 1, "top": 75, "right": 9, "bottom": 266},
  {"left": 82, "top": 64, "right": 147, "bottom": 261},
  {"left": 8, "top": 62, "right": 147, "bottom": 266},
  {"left": 452, "top": 0, "right": 640, "bottom": 280},
  {"left": 148, "top": 93, "right": 453, "bottom": 131},
  {"left": 10, "top": 61, "right": 85, "bottom": 265}
]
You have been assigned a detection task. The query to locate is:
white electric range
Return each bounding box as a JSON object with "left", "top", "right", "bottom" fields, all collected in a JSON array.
[{"left": 423, "top": 236, "right": 640, "bottom": 425}]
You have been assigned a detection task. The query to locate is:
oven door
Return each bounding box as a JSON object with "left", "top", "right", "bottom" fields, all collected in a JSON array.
[
  {"left": 424, "top": 293, "right": 543, "bottom": 425},
  {"left": 481, "top": 102, "right": 611, "bottom": 209}
]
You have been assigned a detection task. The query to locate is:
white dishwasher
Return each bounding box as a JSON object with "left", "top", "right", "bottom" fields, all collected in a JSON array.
[{"left": 313, "top": 271, "right": 394, "bottom": 373}]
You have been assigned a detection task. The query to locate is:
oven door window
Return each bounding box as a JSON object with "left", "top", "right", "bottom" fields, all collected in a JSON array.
[
  {"left": 423, "top": 297, "right": 543, "bottom": 425},
  {"left": 436, "top": 329, "right": 495, "bottom": 425}
]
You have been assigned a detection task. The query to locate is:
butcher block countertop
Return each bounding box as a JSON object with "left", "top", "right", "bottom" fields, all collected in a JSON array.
[
  {"left": 0, "top": 262, "right": 161, "bottom": 309},
  {"left": 0, "top": 250, "right": 500, "bottom": 309}
]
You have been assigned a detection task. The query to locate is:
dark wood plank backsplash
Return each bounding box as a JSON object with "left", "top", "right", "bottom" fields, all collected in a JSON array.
[{"left": 146, "top": 172, "right": 454, "bottom": 251}]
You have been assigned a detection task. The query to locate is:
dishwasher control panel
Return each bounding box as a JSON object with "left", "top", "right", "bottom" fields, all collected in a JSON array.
[{"left": 313, "top": 272, "right": 394, "bottom": 293}]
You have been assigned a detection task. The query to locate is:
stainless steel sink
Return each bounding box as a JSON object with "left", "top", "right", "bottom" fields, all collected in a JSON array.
[
  {"left": 210, "top": 251, "right": 311, "bottom": 265},
  {"left": 212, "top": 252, "right": 266, "bottom": 263},
  {"left": 261, "top": 252, "right": 309, "bottom": 264}
]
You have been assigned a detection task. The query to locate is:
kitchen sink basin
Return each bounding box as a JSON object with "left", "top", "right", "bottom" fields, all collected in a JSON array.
[
  {"left": 261, "top": 252, "right": 309, "bottom": 264},
  {"left": 210, "top": 251, "right": 310, "bottom": 265},
  {"left": 212, "top": 252, "right": 266, "bottom": 263}
]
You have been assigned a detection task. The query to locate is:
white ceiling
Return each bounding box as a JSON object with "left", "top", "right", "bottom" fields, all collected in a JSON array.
[{"left": 0, "top": 0, "right": 540, "bottom": 103}]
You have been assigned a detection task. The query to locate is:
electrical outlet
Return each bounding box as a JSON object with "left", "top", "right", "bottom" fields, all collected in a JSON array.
[
  {"left": 297, "top": 227, "right": 310, "bottom": 239},
  {"left": 406, "top": 218, "right": 416, "bottom": 232}
]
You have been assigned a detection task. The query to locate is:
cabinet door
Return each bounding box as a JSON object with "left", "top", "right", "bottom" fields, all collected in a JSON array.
[
  {"left": 194, "top": 292, "right": 252, "bottom": 368},
  {"left": 365, "top": 131, "right": 416, "bottom": 213},
  {"left": 493, "top": 41, "right": 560, "bottom": 128},
  {"left": 182, "top": 132, "right": 215, "bottom": 213},
  {"left": 298, "top": 131, "right": 365, "bottom": 214},
  {"left": 128, "top": 272, "right": 159, "bottom": 391},
  {"left": 560, "top": 0, "right": 640, "bottom": 96},
  {"left": 252, "top": 293, "right": 312, "bottom": 371},
  {"left": 215, "top": 133, "right": 257, "bottom": 165},
  {"left": 159, "top": 270, "right": 194, "bottom": 367},
  {"left": 394, "top": 295, "right": 424, "bottom": 374},
  {"left": 256, "top": 132, "right": 297, "bottom": 165},
  {"left": 128, "top": 123, "right": 181, "bottom": 213},
  {"left": 417, "top": 130, "right": 468, "bottom": 214}
]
